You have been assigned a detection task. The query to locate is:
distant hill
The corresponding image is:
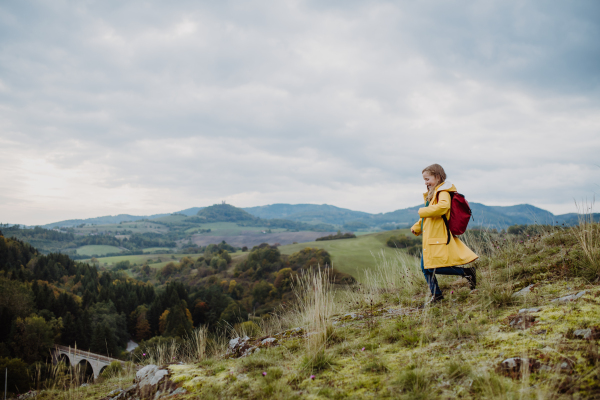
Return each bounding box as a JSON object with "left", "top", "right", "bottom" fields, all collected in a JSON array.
[
  {"left": 37, "top": 202, "right": 599, "bottom": 231},
  {"left": 42, "top": 213, "right": 170, "bottom": 228},
  {"left": 195, "top": 204, "right": 334, "bottom": 231},
  {"left": 243, "top": 203, "right": 371, "bottom": 225},
  {"left": 196, "top": 204, "right": 259, "bottom": 223},
  {"left": 246, "top": 203, "right": 599, "bottom": 230}
]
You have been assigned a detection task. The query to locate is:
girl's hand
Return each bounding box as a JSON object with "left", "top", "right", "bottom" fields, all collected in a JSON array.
[{"left": 410, "top": 228, "right": 416, "bottom": 235}]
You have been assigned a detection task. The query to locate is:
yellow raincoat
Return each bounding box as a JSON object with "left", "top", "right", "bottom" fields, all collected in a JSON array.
[{"left": 411, "top": 181, "right": 478, "bottom": 269}]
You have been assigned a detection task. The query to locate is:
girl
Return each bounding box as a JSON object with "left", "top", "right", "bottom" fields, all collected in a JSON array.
[{"left": 410, "top": 164, "right": 478, "bottom": 303}]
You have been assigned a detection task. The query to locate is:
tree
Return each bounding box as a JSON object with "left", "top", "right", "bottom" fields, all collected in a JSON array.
[
  {"left": 164, "top": 301, "right": 193, "bottom": 337},
  {"left": 274, "top": 268, "right": 294, "bottom": 291},
  {"left": 136, "top": 317, "right": 151, "bottom": 341},
  {"left": 0, "top": 278, "right": 34, "bottom": 342},
  {"left": 10, "top": 315, "right": 57, "bottom": 363},
  {"left": 0, "top": 357, "right": 30, "bottom": 394},
  {"left": 252, "top": 281, "right": 276, "bottom": 304},
  {"left": 158, "top": 310, "right": 169, "bottom": 335},
  {"left": 90, "top": 322, "right": 117, "bottom": 357},
  {"left": 220, "top": 302, "right": 248, "bottom": 326}
]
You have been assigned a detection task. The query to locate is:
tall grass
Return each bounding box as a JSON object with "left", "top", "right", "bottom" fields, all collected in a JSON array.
[
  {"left": 292, "top": 267, "right": 336, "bottom": 353},
  {"left": 182, "top": 325, "right": 209, "bottom": 362},
  {"left": 362, "top": 250, "right": 423, "bottom": 305},
  {"left": 137, "top": 326, "right": 210, "bottom": 365},
  {"left": 573, "top": 201, "right": 600, "bottom": 281}
]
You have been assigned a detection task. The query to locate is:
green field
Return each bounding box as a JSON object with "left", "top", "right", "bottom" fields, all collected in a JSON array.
[
  {"left": 76, "top": 245, "right": 124, "bottom": 256},
  {"left": 186, "top": 222, "right": 287, "bottom": 236},
  {"left": 279, "top": 229, "right": 414, "bottom": 280},
  {"left": 142, "top": 247, "right": 173, "bottom": 253},
  {"left": 75, "top": 221, "right": 168, "bottom": 235},
  {"left": 87, "top": 250, "right": 247, "bottom": 270}
]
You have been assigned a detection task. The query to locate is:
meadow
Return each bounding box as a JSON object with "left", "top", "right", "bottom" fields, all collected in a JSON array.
[
  {"left": 31, "top": 218, "right": 600, "bottom": 399},
  {"left": 279, "top": 229, "right": 412, "bottom": 281},
  {"left": 185, "top": 222, "right": 287, "bottom": 236},
  {"left": 74, "top": 221, "right": 168, "bottom": 235},
  {"left": 87, "top": 250, "right": 247, "bottom": 270},
  {"left": 75, "top": 245, "right": 124, "bottom": 256}
]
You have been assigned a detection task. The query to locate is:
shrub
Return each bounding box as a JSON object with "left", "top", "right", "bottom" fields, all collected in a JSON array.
[
  {"left": 234, "top": 321, "right": 261, "bottom": 337},
  {"left": 100, "top": 361, "right": 123, "bottom": 378}
]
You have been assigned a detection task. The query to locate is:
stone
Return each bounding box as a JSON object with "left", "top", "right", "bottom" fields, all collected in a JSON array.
[
  {"left": 169, "top": 387, "right": 187, "bottom": 396},
  {"left": 134, "top": 364, "right": 172, "bottom": 399},
  {"left": 16, "top": 392, "right": 37, "bottom": 399},
  {"left": 499, "top": 357, "right": 540, "bottom": 378},
  {"left": 512, "top": 284, "right": 534, "bottom": 297},
  {"left": 107, "top": 389, "right": 123, "bottom": 397},
  {"left": 551, "top": 291, "right": 586, "bottom": 303},
  {"left": 261, "top": 337, "right": 277, "bottom": 346},
  {"left": 573, "top": 328, "right": 592, "bottom": 339},
  {"left": 508, "top": 314, "right": 536, "bottom": 330},
  {"left": 518, "top": 307, "right": 541, "bottom": 314},
  {"left": 226, "top": 336, "right": 252, "bottom": 358}
]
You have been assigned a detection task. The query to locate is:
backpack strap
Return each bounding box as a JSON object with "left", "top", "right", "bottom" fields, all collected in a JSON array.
[
  {"left": 436, "top": 191, "right": 454, "bottom": 245},
  {"left": 442, "top": 215, "right": 451, "bottom": 245}
]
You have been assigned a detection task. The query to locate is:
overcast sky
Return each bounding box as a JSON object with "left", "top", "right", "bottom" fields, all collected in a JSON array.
[{"left": 1, "top": 0, "right": 599, "bottom": 225}]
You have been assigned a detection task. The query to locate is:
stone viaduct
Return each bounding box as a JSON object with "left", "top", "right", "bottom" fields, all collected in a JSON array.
[{"left": 52, "top": 345, "right": 127, "bottom": 380}]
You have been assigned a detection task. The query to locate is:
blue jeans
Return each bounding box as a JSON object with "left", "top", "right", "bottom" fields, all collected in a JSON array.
[{"left": 421, "top": 256, "right": 465, "bottom": 297}]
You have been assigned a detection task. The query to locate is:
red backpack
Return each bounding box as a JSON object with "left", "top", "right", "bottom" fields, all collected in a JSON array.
[{"left": 439, "top": 192, "right": 473, "bottom": 244}]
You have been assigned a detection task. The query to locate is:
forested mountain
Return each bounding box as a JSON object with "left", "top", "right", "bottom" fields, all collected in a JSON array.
[
  {"left": 195, "top": 204, "right": 335, "bottom": 231},
  {"left": 30, "top": 202, "right": 598, "bottom": 233},
  {"left": 244, "top": 203, "right": 599, "bottom": 230}
]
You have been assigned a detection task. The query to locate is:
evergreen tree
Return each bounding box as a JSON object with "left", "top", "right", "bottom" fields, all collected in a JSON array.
[{"left": 90, "top": 322, "right": 116, "bottom": 357}]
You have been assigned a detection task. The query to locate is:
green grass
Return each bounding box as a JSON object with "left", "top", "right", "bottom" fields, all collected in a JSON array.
[
  {"left": 89, "top": 250, "right": 247, "bottom": 269},
  {"left": 185, "top": 222, "right": 287, "bottom": 236},
  {"left": 87, "top": 253, "right": 199, "bottom": 268},
  {"left": 142, "top": 247, "right": 173, "bottom": 253},
  {"left": 76, "top": 245, "right": 124, "bottom": 256},
  {"left": 279, "top": 229, "right": 412, "bottom": 280},
  {"left": 74, "top": 221, "right": 168, "bottom": 235}
]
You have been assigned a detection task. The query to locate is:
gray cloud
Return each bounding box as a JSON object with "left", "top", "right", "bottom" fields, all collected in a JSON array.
[{"left": 0, "top": 0, "right": 599, "bottom": 225}]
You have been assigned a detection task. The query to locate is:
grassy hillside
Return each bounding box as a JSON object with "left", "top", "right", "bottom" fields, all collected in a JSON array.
[
  {"left": 279, "top": 229, "right": 412, "bottom": 280},
  {"left": 36, "top": 219, "right": 600, "bottom": 399},
  {"left": 75, "top": 244, "right": 123, "bottom": 256}
]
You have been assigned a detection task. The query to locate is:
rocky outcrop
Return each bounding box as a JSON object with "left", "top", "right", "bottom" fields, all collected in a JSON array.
[
  {"left": 226, "top": 335, "right": 281, "bottom": 358},
  {"left": 551, "top": 291, "right": 586, "bottom": 303},
  {"left": 100, "top": 364, "right": 186, "bottom": 400},
  {"left": 225, "top": 328, "right": 305, "bottom": 359}
]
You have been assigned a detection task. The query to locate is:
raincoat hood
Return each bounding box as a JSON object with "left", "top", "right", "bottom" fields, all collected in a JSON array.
[{"left": 423, "top": 181, "right": 457, "bottom": 203}]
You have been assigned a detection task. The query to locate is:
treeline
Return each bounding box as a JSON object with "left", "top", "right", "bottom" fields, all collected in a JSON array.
[
  {"left": 2, "top": 225, "right": 176, "bottom": 255},
  {"left": 0, "top": 225, "right": 75, "bottom": 242},
  {"left": 386, "top": 234, "right": 422, "bottom": 256},
  {"left": 316, "top": 231, "right": 356, "bottom": 241}
]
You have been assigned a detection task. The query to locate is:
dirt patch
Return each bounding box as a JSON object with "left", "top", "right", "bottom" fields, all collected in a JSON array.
[{"left": 189, "top": 231, "right": 336, "bottom": 248}]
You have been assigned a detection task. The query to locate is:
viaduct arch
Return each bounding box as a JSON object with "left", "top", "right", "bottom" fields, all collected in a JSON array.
[{"left": 51, "top": 345, "right": 126, "bottom": 380}]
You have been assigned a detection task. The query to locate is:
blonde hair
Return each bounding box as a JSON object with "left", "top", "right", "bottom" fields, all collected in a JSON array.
[{"left": 422, "top": 164, "right": 447, "bottom": 202}]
